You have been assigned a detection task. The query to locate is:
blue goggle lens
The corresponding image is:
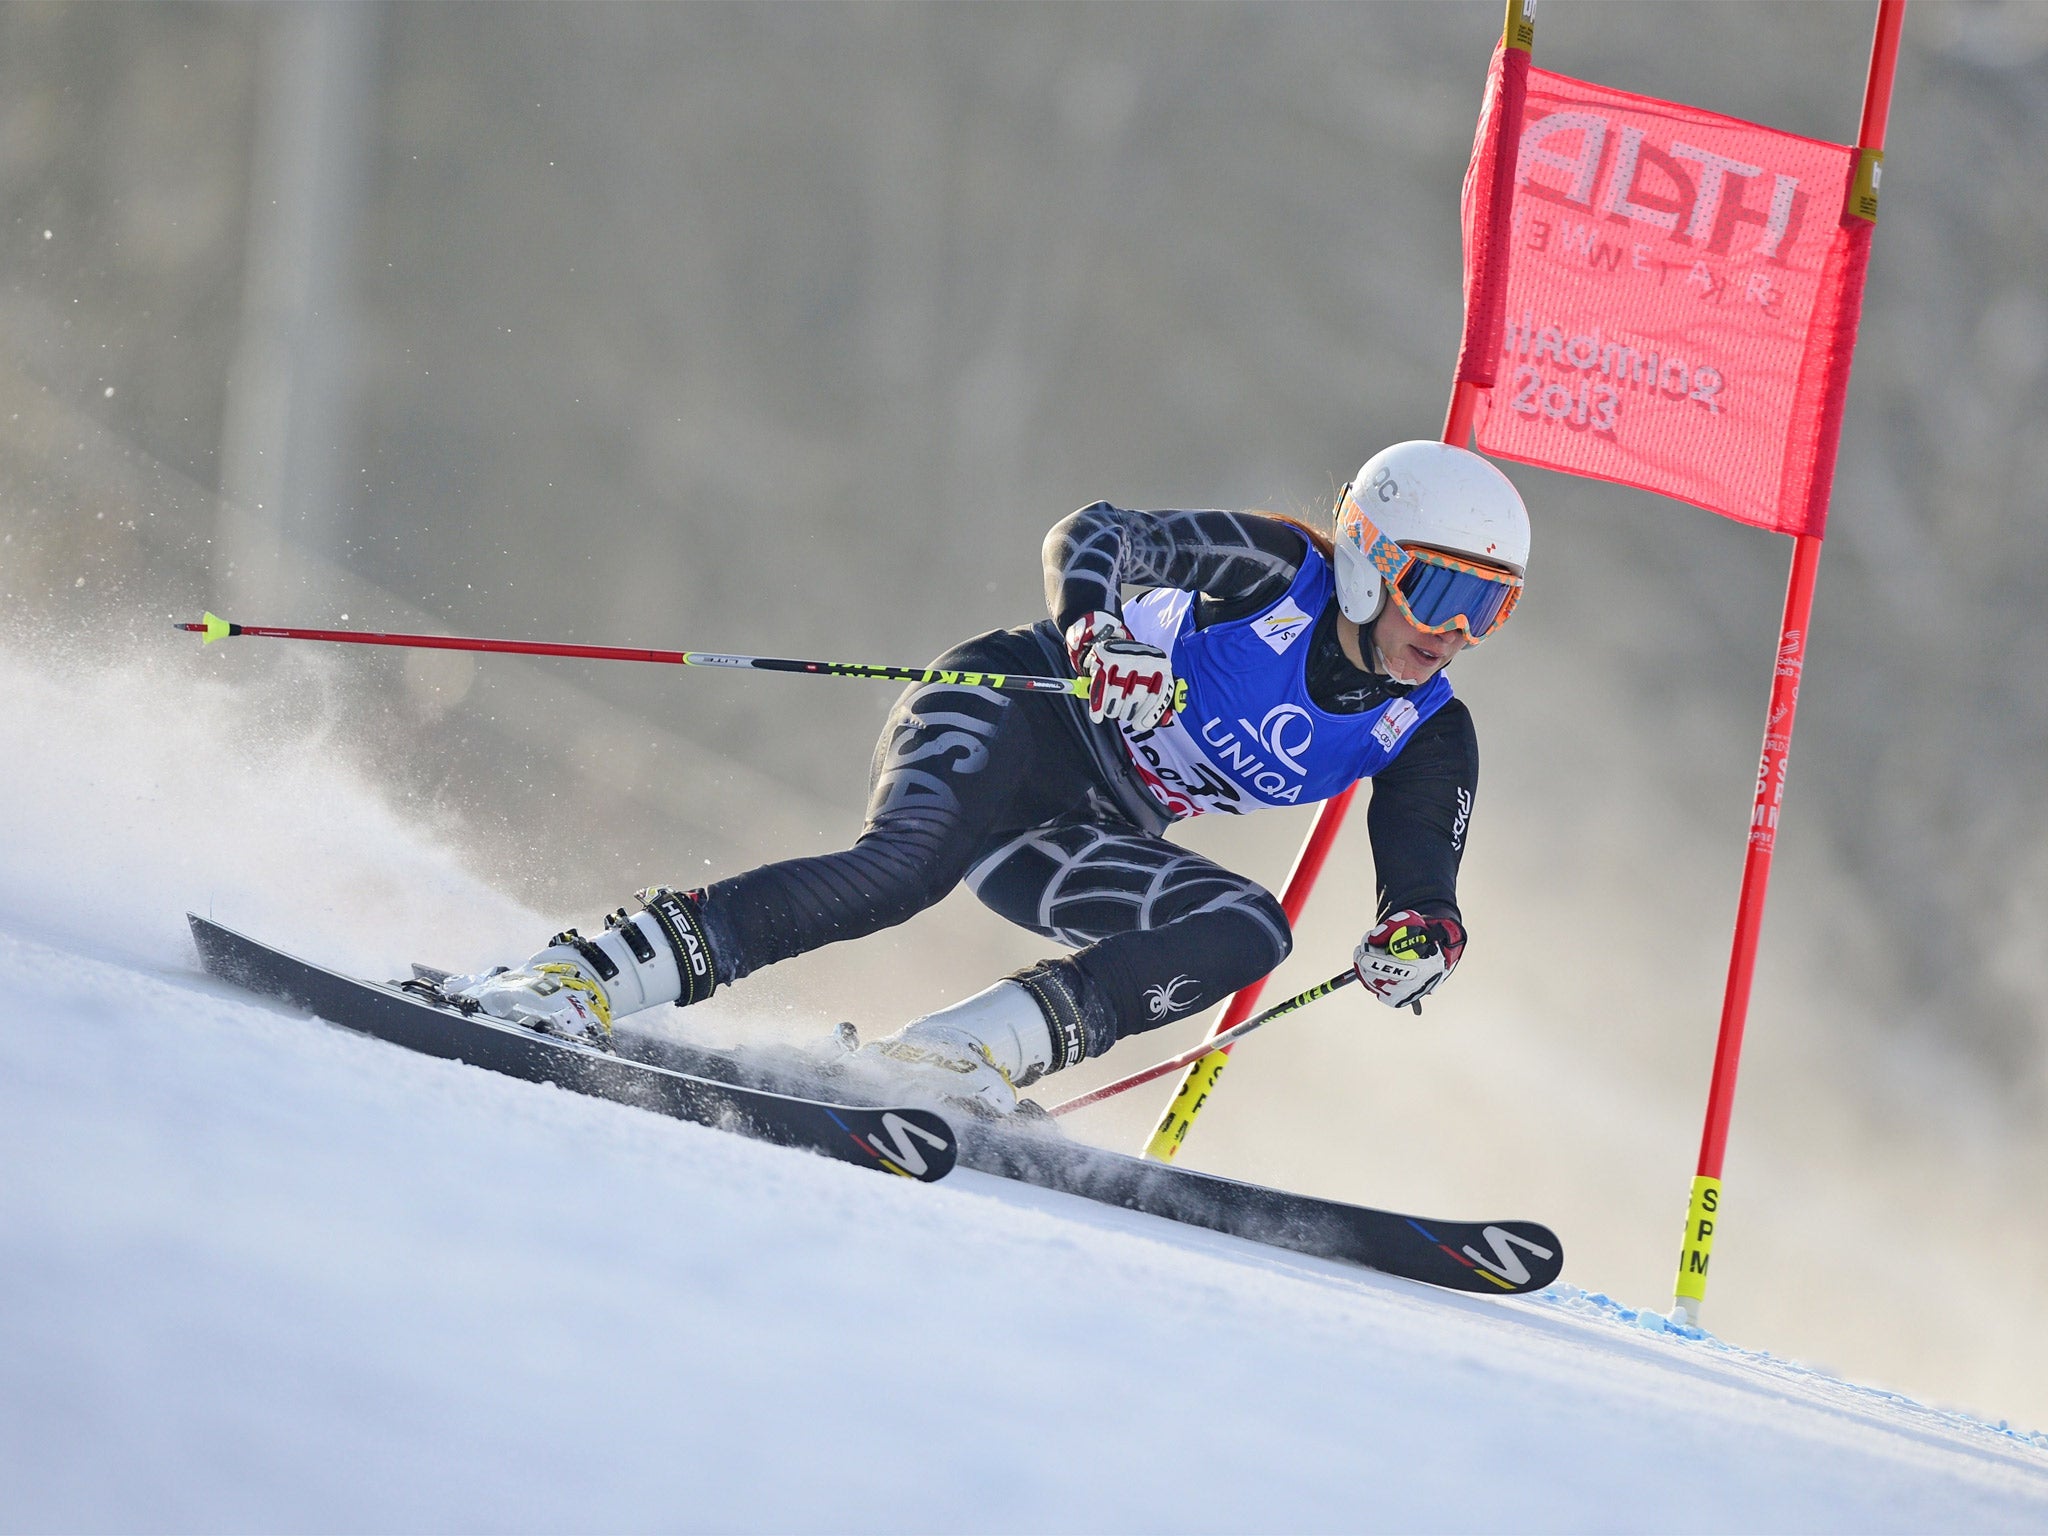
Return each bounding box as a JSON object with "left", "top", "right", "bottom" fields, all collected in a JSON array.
[{"left": 1395, "top": 559, "right": 1518, "bottom": 638}]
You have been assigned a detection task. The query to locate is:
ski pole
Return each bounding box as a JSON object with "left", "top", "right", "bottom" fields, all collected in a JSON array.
[
  {"left": 176, "top": 612, "right": 1091, "bottom": 699},
  {"left": 1043, "top": 969, "right": 1358, "bottom": 1117}
]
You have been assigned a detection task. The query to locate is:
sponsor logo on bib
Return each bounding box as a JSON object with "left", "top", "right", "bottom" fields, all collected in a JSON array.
[
  {"left": 1250, "top": 595, "right": 1313, "bottom": 655},
  {"left": 1242, "top": 703, "right": 1314, "bottom": 774},
  {"left": 1197, "top": 701, "right": 1318, "bottom": 803},
  {"left": 1372, "top": 697, "right": 1420, "bottom": 751}
]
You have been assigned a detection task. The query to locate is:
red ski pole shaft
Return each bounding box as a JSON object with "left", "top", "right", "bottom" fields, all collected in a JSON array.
[
  {"left": 176, "top": 613, "right": 1089, "bottom": 699},
  {"left": 1045, "top": 970, "right": 1357, "bottom": 1118}
]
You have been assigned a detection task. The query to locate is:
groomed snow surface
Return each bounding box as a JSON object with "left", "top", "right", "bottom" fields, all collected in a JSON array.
[
  {"left": 6, "top": 928, "right": 2048, "bottom": 1534},
  {"left": 4, "top": 656, "right": 2048, "bottom": 1532}
]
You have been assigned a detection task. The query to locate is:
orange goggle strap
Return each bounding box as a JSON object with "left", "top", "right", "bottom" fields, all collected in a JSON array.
[{"left": 1337, "top": 485, "right": 1414, "bottom": 590}]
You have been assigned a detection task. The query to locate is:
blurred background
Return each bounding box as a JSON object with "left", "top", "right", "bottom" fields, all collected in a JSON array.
[{"left": 3, "top": 0, "right": 2046, "bottom": 1425}]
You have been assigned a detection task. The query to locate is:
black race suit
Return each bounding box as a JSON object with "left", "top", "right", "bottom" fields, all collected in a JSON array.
[{"left": 690, "top": 505, "right": 1479, "bottom": 1060}]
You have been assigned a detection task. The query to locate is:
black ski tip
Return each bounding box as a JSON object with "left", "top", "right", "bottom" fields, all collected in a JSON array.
[
  {"left": 828, "top": 1104, "right": 960, "bottom": 1182},
  {"left": 1400, "top": 1215, "right": 1564, "bottom": 1294},
  {"left": 189, "top": 911, "right": 264, "bottom": 991}
]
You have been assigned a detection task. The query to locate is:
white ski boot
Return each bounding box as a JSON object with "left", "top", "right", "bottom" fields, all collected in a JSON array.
[
  {"left": 442, "top": 888, "right": 717, "bottom": 1048},
  {"left": 858, "top": 977, "right": 1060, "bottom": 1116}
]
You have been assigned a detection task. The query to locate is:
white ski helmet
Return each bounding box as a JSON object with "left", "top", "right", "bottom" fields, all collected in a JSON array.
[{"left": 1332, "top": 441, "right": 1531, "bottom": 626}]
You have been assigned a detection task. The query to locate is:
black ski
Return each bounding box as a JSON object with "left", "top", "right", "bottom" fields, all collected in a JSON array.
[
  {"left": 430, "top": 967, "right": 1565, "bottom": 1295},
  {"left": 952, "top": 1122, "right": 1563, "bottom": 1295},
  {"left": 187, "top": 916, "right": 957, "bottom": 1182},
  {"left": 199, "top": 915, "right": 1559, "bottom": 1291}
]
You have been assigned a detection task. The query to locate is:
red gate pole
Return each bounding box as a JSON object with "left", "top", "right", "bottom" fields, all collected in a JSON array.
[
  {"left": 1673, "top": 0, "right": 1905, "bottom": 1324},
  {"left": 1138, "top": 0, "right": 1530, "bottom": 1163}
]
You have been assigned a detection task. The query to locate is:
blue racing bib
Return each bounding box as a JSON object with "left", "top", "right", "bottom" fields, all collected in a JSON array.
[{"left": 1116, "top": 547, "right": 1452, "bottom": 818}]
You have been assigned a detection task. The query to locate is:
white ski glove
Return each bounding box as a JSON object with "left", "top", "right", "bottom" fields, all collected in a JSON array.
[
  {"left": 1353, "top": 910, "right": 1466, "bottom": 1012},
  {"left": 1064, "top": 610, "right": 1180, "bottom": 731}
]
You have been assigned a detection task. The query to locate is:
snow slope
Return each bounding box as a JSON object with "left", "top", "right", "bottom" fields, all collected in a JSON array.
[
  {"left": 4, "top": 652, "right": 2048, "bottom": 1531},
  {"left": 6, "top": 925, "right": 2048, "bottom": 1534}
]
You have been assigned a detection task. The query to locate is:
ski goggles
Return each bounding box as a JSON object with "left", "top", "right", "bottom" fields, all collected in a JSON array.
[
  {"left": 1337, "top": 482, "right": 1523, "bottom": 642},
  {"left": 1389, "top": 546, "right": 1523, "bottom": 642}
]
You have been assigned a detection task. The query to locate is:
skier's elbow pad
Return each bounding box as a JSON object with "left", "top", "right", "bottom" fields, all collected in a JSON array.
[{"left": 1043, "top": 501, "right": 1115, "bottom": 559}]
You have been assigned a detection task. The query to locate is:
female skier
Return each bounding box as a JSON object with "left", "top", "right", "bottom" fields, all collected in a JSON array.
[{"left": 447, "top": 440, "right": 1531, "bottom": 1113}]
